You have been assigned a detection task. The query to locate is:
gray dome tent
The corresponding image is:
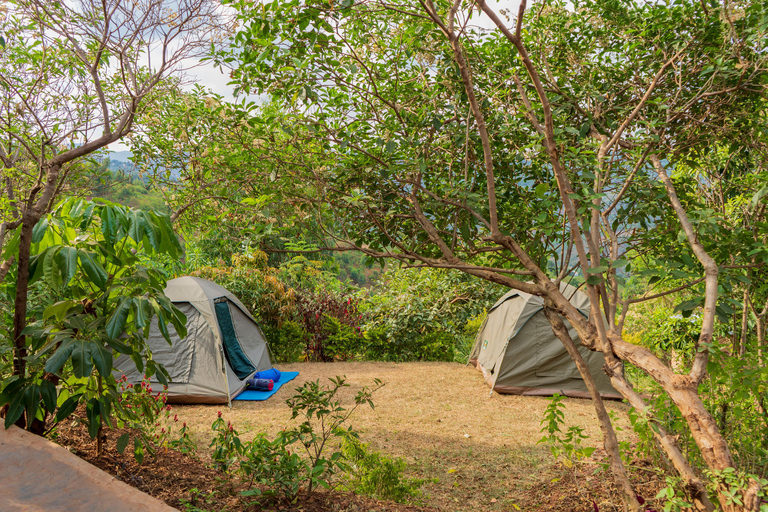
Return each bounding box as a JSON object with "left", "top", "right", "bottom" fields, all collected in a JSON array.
[
  {"left": 114, "top": 276, "right": 273, "bottom": 404},
  {"left": 469, "top": 283, "right": 620, "bottom": 399}
]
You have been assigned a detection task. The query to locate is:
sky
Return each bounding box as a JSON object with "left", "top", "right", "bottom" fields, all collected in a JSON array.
[{"left": 108, "top": 0, "right": 520, "bottom": 154}]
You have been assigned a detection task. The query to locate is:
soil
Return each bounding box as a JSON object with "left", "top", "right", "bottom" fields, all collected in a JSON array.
[
  {"left": 51, "top": 362, "right": 665, "bottom": 511},
  {"left": 54, "top": 418, "right": 439, "bottom": 512}
]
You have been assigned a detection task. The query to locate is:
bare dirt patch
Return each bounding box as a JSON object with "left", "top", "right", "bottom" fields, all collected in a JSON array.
[{"left": 169, "top": 362, "right": 663, "bottom": 511}]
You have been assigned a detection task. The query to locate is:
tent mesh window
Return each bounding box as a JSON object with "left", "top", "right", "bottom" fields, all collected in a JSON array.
[{"left": 214, "top": 299, "right": 256, "bottom": 380}]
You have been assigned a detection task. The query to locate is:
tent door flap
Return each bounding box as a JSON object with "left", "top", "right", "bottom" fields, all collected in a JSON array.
[{"left": 214, "top": 300, "right": 256, "bottom": 380}]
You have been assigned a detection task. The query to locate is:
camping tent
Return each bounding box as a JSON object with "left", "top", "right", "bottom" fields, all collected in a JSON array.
[
  {"left": 114, "top": 276, "right": 273, "bottom": 404},
  {"left": 469, "top": 283, "right": 620, "bottom": 399}
]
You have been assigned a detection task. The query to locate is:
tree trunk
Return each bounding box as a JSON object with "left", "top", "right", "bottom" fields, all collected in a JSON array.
[
  {"left": 543, "top": 308, "right": 641, "bottom": 512},
  {"left": 12, "top": 212, "right": 36, "bottom": 380},
  {"left": 608, "top": 375, "right": 715, "bottom": 511}
]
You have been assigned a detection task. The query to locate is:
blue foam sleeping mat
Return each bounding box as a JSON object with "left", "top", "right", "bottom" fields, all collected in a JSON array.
[{"left": 233, "top": 371, "right": 300, "bottom": 401}]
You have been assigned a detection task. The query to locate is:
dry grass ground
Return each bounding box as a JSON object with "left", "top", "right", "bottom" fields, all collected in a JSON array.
[{"left": 170, "top": 362, "right": 660, "bottom": 512}]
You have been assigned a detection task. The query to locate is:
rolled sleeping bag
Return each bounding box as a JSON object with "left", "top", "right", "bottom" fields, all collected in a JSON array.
[
  {"left": 247, "top": 378, "right": 274, "bottom": 391},
  {"left": 254, "top": 368, "right": 281, "bottom": 382}
]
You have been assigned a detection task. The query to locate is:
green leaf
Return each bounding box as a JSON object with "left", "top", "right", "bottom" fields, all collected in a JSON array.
[
  {"left": 674, "top": 298, "right": 701, "bottom": 313},
  {"left": 45, "top": 338, "right": 77, "bottom": 374},
  {"left": 78, "top": 250, "right": 109, "bottom": 289},
  {"left": 56, "top": 394, "right": 83, "bottom": 422},
  {"left": 100, "top": 206, "right": 118, "bottom": 245},
  {"left": 1, "top": 224, "right": 20, "bottom": 259},
  {"left": 70, "top": 339, "right": 94, "bottom": 378},
  {"left": 585, "top": 266, "right": 609, "bottom": 274},
  {"left": 4, "top": 392, "right": 25, "bottom": 429},
  {"left": 586, "top": 275, "right": 603, "bottom": 285},
  {"left": 43, "top": 300, "right": 77, "bottom": 321},
  {"left": 459, "top": 221, "right": 471, "bottom": 244},
  {"left": 40, "top": 380, "right": 57, "bottom": 413},
  {"left": 23, "top": 384, "right": 40, "bottom": 427},
  {"left": 117, "top": 433, "right": 130, "bottom": 454},
  {"left": 155, "top": 310, "right": 172, "bottom": 344},
  {"left": 106, "top": 297, "right": 132, "bottom": 339},
  {"left": 90, "top": 342, "right": 112, "bottom": 377},
  {"left": 31, "top": 217, "right": 50, "bottom": 244},
  {"left": 134, "top": 437, "right": 145, "bottom": 464},
  {"left": 43, "top": 247, "right": 60, "bottom": 289},
  {"left": 86, "top": 398, "right": 101, "bottom": 438},
  {"left": 751, "top": 185, "right": 768, "bottom": 208},
  {"left": 132, "top": 297, "right": 150, "bottom": 330},
  {"left": 58, "top": 247, "right": 78, "bottom": 287}
]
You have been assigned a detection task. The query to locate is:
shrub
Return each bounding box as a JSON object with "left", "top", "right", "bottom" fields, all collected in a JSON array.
[
  {"left": 208, "top": 376, "right": 384, "bottom": 503},
  {"left": 454, "top": 310, "right": 488, "bottom": 363},
  {"left": 360, "top": 267, "right": 502, "bottom": 362},
  {"left": 341, "top": 436, "right": 424, "bottom": 502},
  {"left": 294, "top": 290, "right": 363, "bottom": 361},
  {"left": 261, "top": 320, "right": 308, "bottom": 363},
  {"left": 323, "top": 315, "right": 365, "bottom": 361},
  {"left": 114, "top": 375, "right": 195, "bottom": 463}
]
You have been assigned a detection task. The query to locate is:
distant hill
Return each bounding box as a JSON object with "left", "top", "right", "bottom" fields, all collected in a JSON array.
[{"left": 103, "top": 150, "right": 180, "bottom": 179}]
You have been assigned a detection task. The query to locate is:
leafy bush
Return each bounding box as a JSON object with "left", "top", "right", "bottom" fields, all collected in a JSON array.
[
  {"left": 113, "top": 375, "right": 195, "bottom": 462},
  {"left": 239, "top": 433, "right": 305, "bottom": 502},
  {"left": 207, "top": 376, "right": 384, "bottom": 503},
  {"left": 261, "top": 320, "right": 308, "bottom": 363},
  {"left": 210, "top": 412, "right": 243, "bottom": 472},
  {"left": 360, "top": 268, "right": 502, "bottom": 362},
  {"left": 454, "top": 310, "right": 488, "bottom": 363},
  {"left": 341, "top": 436, "right": 424, "bottom": 502},
  {"left": 363, "top": 327, "right": 454, "bottom": 361},
  {"left": 0, "top": 198, "right": 186, "bottom": 439},
  {"left": 294, "top": 290, "right": 363, "bottom": 361},
  {"left": 323, "top": 315, "right": 365, "bottom": 361}
]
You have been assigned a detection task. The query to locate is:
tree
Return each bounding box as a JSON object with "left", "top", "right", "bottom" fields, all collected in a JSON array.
[
  {"left": 0, "top": 0, "right": 226, "bottom": 431},
  {"left": 0, "top": 198, "right": 186, "bottom": 443},
  {"left": 207, "top": 0, "right": 768, "bottom": 509}
]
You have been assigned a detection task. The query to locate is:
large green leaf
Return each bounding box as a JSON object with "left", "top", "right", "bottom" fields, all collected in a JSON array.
[
  {"left": 100, "top": 205, "right": 118, "bottom": 245},
  {"left": 55, "top": 394, "right": 83, "bottom": 422},
  {"left": 90, "top": 342, "right": 112, "bottom": 377},
  {"left": 155, "top": 309, "right": 172, "bottom": 344},
  {"left": 39, "top": 379, "right": 57, "bottom": 413},
  {"left": 58, "top": 246, "right": 79, "bottom": 286},
  {"left": 43, "top": 245, "right": 60, "bottom": 289},
  {"left": 44, "top": 337, "right": 77, "bottom": 374},
  {"left": 22, "top": 384, "right": 40, "bottom": 427},
  {"left": 77, "top": 249, "right": 109, "bottom": 289},
  {"left": 132, "top": 297, "right": 151, "bottom": 330},
  {"left": 43, "top": 300, "right": 78, "bottom": 321},
  {"left": 31, "top": 217, "right": 50, "bottom": 244},
  {"left": 116, "top": 433, "right": 130, "bottom": 454},
  {"left": 4, "top": 392, "right": 25, "bottom": 429},
  {"left": 106, "top": 297, "right": 132, "bottom": 339},
  {"left": 70, "top": 339, "right": 94, "bottom": 378}
]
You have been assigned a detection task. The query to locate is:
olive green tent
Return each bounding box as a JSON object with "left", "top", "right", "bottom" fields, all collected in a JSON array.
[
  {"left": 469, "top": 283, "right": 620, "bottom": 399},
  {"left": 114, "top": 276, "right": 273, "bottom": 404}
]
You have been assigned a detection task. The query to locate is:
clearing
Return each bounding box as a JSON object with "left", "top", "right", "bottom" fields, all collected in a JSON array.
[{"left": 167, "top": 361, "right": 660, "bottom": 511}]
